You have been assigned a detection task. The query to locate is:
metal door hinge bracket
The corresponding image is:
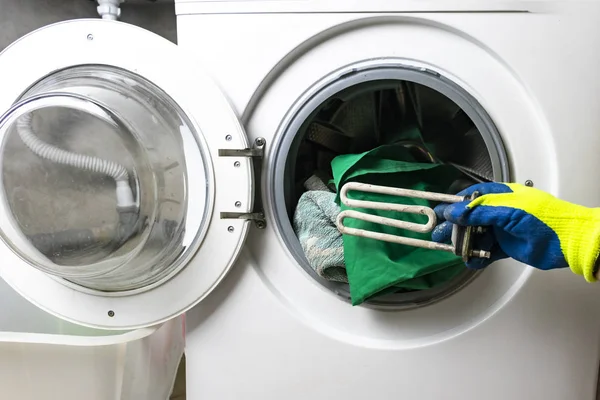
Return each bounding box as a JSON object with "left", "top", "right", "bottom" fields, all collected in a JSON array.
[
  {"left": 219, "top": 137, "right": 265, "bottom": 158},
  {"left": 220, "top": 212, "right": 266, "bottom": 229},
  {"left": 219, "top": 137, "right": 267, "bottom": 229}
]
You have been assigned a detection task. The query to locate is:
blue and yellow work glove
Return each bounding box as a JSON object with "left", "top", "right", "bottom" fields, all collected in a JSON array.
[{"left": 431, "top": 183, "right": 600, "bottom": 281}]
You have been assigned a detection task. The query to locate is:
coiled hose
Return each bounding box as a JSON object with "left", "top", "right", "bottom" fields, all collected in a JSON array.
[{"left": 16, "top": 113, "right": 135, "bottom": 209}]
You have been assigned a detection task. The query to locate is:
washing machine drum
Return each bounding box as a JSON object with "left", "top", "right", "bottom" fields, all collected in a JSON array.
[{"left": 0, "top": 20, "right": 254, "bottom": 329}]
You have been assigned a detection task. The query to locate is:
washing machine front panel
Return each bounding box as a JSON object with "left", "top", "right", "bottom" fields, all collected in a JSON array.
[
  {"left": 0, "top": 20, "right": 254, "bottom": 329},
  {"left": 250, "top": 16, "right": 556, "bottom": 344},
  {"left": 179, "top": 8, "right": 600, "bottom": 400}
]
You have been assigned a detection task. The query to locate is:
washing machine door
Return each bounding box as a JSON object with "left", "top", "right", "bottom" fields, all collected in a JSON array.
[{"left": 0, "top": 20, "right": 255, "bottom": 329}]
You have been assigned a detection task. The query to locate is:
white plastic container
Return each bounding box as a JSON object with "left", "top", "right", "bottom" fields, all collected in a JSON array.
[{"left": 0, "top": 278, "right": 184, "bottom": 400}]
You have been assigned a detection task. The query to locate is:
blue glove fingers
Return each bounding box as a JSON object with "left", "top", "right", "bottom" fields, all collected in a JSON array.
[
  {"left": 435, "top": 183, "right": 510, "bottom": 221},
  {"left": 432, "top": 183, "right": 514, "bottom": 268},
  {"left": 452, "top": 182, "right": 513, "bottom": 197},
  {"left": 442, "top": 201, "right": 472, "bottom": 225},
  {"left": 432, "top": 221, "right": 453, "bottom": 243},
  {"left": 434, "top": 182, "right": 512, "bottom": 230},
  {"left": 434, "top": 202, "right": 448, "bottom": 222},
  {"left": 443, "top": 202, "right": 519, "bottom": 227}
]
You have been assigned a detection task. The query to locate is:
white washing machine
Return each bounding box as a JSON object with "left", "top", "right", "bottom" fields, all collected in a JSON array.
[
  {"left": 0, "top": 1, "right": 599, "bottom": 399},
  {"left": 175, "top": 1, "right": 600, "bottom": 399}
]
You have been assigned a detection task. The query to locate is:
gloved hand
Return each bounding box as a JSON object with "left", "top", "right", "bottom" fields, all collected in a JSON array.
[{"left": 431, "top": 182, "right": 600, "bottom": 281}]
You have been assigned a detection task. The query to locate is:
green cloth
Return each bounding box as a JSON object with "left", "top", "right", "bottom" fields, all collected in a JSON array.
[{"left": 332, "top": 144, "right": 466, "bottom": 305}]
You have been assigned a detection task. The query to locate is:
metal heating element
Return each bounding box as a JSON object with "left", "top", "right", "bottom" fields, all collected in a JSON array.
[{"left": 336, "top": 182, "right": 491, "bottom": 261}]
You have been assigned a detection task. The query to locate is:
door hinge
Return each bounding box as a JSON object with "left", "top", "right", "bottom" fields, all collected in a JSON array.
[
  {"left": 220, "top": 212, "right": 266, "bottom": 229},
  {"left": 218, "top": 137, "right": 265, "bottom": 158},
  {"left": 219, "top": 137, "right": 267, "bottom": 229}
]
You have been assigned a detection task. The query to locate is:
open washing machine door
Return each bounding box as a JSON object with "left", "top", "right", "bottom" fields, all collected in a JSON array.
[{"left": 0, "top": 19, "right": 255, "bottom": 330}]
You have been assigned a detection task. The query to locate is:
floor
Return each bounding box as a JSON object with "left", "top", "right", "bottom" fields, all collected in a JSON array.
[{"left": 0, "top": 1, "right": 186, "bottom": 399}]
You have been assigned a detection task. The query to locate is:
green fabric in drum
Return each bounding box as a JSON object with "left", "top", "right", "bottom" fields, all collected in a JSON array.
[{"left": 331, "top": 144, "right": 466, "bottom": 305}]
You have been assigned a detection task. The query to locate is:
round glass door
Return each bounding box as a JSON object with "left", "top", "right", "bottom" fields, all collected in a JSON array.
[{"left": 0, "top": 66, "right": 209, "bottom": 293}]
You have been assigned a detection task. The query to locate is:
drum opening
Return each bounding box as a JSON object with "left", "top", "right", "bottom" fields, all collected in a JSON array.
[{"left": 269, "top": 64, "right": 509, "bottom": 308}]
